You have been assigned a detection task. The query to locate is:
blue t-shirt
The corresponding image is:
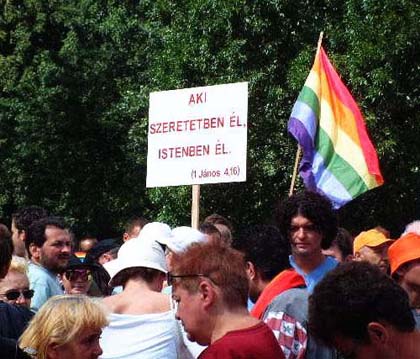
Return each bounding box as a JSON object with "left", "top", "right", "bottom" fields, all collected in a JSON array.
[
  {"left": 28, "top": 262, "right": 63, "bottom": 312},
  {"left": 413, "top": 309, "right": 420, "bottom": 330},
  {"left": 289, "top": 255, "right": 338, "bottom": 293}
]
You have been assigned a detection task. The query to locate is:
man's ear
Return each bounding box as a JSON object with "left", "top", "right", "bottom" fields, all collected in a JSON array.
[
  {"left": 20, "top": 230, "right": 27, "bottom": 242},
  {"left": 101, "top": 253, "right": 113, "bottom": 263},
  {"left": 367, "top": 322, "right": 389, "bottom": 345},
  {"left": 353, "top": 251, "right": 361, "bottom": 261},
  {"left": 198, "top": 280, "right": 216, "bottom": 309},
  {"left": 122, "top": 232, "right": 129, "bottom": 242},
  {"left": 246, "top": 261, "right": 256, "bottom": 281}
]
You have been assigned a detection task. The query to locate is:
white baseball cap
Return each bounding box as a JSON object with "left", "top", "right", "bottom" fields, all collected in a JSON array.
[{"left": 155, "top": 226, "right": 207, "bottom": 254}]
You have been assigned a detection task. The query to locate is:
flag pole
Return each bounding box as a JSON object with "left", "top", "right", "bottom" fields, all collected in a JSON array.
[
  {"left": 317, "top": 31, "right": 324, "bottom": 53},
  {"left": 191, "top": 184, "right": 200, "bottom": 229},
  {"left": 288, "top": 32, "right": 324, "bottom": 197},
  {"left": 289, "top": 145, "right": 302, "bottom": 196}
]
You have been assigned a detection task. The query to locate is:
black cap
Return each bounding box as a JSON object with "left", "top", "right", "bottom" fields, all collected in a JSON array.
[
  {"left": 66, "top": 253, "right": 97, "bottom": 270},
  {"left": 86, "top": 238, "right": 120, "bottom": 261}
]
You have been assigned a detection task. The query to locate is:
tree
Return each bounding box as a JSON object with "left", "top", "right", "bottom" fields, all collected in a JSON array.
[{"left": 0, "top": 0, "right": 418, "bottom": 237}]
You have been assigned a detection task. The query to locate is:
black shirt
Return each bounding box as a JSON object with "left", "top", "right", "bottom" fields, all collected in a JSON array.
[{"left": 0, "top": 301, "right": 33, "bottom": 340}]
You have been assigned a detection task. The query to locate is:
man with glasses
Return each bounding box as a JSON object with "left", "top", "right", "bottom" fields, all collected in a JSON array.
[
  {"left": 26, "top": 217, "right": 71, "bottom": 311},
  {"left": 309, "top": 261, "right": 420, "bottom": 359},
  {"left": 170, "top": 242, "right": 284, "bottom": 358}
]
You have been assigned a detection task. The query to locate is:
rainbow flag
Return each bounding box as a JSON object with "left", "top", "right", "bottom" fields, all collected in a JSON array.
[
  {"left": 288, "top": 45, "right": 383, "bottom": 208},
  {"left": 74, "top": 251, "right": 87, "bottom": 263}
]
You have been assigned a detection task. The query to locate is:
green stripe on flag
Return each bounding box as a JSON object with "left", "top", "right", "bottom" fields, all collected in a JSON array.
[
  {"left": 297, "top": 86, "right": 320, "bottom": 119},
  {"left": 316, "top": 128, "right": 369, "bottom": 197}
]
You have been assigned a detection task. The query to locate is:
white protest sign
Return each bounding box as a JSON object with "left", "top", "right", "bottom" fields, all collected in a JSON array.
[{"left": 146, "top": 82, "right": 248, "bottom": 187}]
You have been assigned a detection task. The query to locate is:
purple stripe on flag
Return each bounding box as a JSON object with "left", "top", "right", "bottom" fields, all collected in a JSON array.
[
  {"left": 290, "top": 101, "right": 317, "bottom": 143},
  {"left": 288, "top": 117, "right": 316, "bottom": 190}
]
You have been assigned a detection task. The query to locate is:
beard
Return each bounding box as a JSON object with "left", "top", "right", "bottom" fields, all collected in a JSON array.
[{"left": 40, "top": 254, "right": 70, "bottom": 274}]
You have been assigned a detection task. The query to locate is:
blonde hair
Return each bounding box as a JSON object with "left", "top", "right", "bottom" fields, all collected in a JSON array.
[
  {"left": 19, "top": 295, "right": 108, "bottom": 359},
  {"left": 8, "top": 255, "right": 28, "bottom": 274}
]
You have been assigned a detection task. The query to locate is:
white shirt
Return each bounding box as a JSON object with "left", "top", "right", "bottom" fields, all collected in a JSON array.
[{"left": 100, "top": 310, "right": 189, "bottom": 359}]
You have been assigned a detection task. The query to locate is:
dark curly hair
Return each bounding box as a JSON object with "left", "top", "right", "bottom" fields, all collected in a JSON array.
[
  {"left": 308, "top": 261, "right": 415, "bottom": 347},
  {"left": 234, "top": 224, "right": 291, "bottom": 281},
  {"left": 275, "top": 190, "right": 337, "bottom": 249},
  {"left": 333, "top": 227, "right": 354, "bottom": 259}
]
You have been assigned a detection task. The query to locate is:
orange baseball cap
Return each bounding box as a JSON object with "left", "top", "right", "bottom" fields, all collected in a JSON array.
[
  {"left": 353, "top": 229, "right": 394, "bottom": 254},
  {"left": 388, "top": 232, "right": 420, "bottom": 275}
]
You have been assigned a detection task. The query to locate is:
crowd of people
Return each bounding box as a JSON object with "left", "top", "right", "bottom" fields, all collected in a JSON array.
[{"left": 0, "top": 190, "right": 419, "bottom": 358}]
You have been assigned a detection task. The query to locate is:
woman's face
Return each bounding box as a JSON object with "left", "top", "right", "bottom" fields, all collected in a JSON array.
[
  {"left": 62, "top": 268, "right": 92, "bottom": 295},
  {"left": 0, "top": 270, "right": 33, "bottom": 307},
  {"left": 47, "top": 327, "right": 103, "bottom": 359}
]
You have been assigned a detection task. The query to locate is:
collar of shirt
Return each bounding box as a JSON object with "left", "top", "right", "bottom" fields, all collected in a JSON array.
[{"left": 289, "top": 255, "right": 338, "bottom": 293}]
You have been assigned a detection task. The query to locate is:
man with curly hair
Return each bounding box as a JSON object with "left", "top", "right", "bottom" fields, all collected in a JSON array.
[
  {"left": 261, "top": 191, "right": 339, "bottom": 359},
  {"left": 308, "top": 261, "right": 420, "bottom": 359},
  {"left": 275, "top": 190, "right": 338, "bottom": 293}
]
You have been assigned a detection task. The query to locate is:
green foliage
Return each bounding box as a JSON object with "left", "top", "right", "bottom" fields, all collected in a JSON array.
[{"left": 0, "top": 0, "right": 418, "bottom": 238}]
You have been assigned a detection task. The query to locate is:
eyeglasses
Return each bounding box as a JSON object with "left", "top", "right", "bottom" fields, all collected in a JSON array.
[
  {"left": 64, "top": 269, "right": 91, "bottom": 281},
  {"left": 167, "top": 272, "right": 216, "bottom": 286},
  {"left": 0, "top": 289, "right": 34, "bottom": 301}
]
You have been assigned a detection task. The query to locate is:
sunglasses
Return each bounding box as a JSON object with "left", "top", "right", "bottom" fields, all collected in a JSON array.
[
  {"left": 0, "top": 289, "right": 34, "bottom": 301},
  {"left": 166, "top": 272, "right": 216, "bottom": 286},
  {"left": 64, "top": 269, "right": 91, "bottom": 281}
]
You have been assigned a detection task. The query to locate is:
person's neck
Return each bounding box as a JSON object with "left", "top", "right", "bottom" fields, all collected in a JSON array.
[
  {"left": 253, "top": 278, "right": 271, "bottom": 302},
  {"left": 123, "top": 277, "right": 163, "bottom": 293},
  {"left": 13, "top": 251, "right": 28, "bottom": 260},
  {"left": 210, "top": 306, "right": 259, "bottom": 344},
  {"left": 30, "top": 257, "right": 40, "bottom": 265},
  {"left": 383, "top": 330, "right": 420, "bottom": 359},
  {"left": 293, "top": 252, "right": 325, "bottom": 274}
]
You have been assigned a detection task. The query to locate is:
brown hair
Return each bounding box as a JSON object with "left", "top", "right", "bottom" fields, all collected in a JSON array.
[
  {"left": 112, "top": 267, "right": 163, "bottom": 287},
  {"left": 172, "top": 242, "right": 248, "bottom": 310},
  {"left": 0, "top": 224, "right": 13, "bottom": 277}
]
